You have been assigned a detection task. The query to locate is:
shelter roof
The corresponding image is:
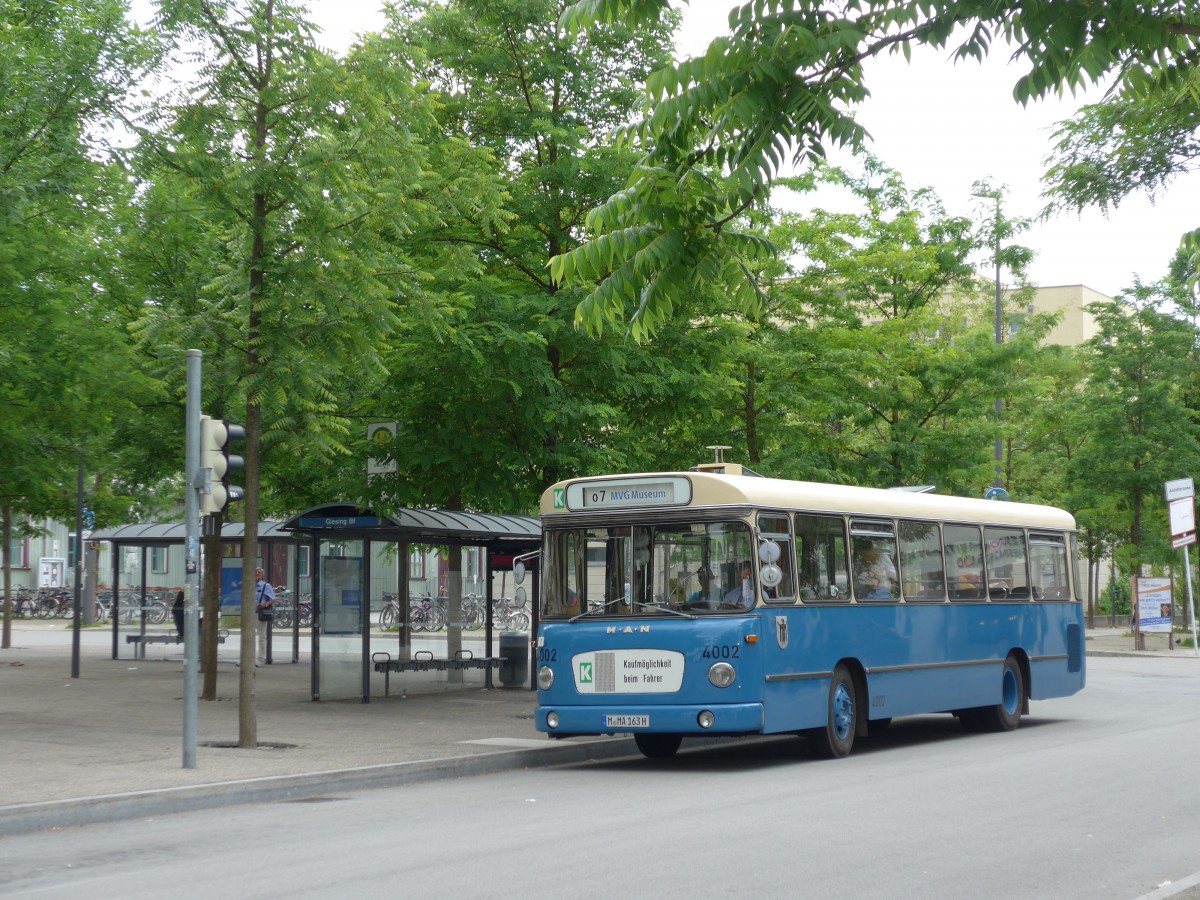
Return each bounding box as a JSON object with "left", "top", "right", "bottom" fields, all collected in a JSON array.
[
  {"left": 88, "top": 520, "right": 294, "bottom": 545},
  {"left": 280, "top": 504, "right": 541, "bottom": 550}
]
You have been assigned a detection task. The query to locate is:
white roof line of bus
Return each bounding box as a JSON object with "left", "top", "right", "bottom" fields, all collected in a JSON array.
[{"left": 541, "top": 471, "right": 1075, "bottom": 529}]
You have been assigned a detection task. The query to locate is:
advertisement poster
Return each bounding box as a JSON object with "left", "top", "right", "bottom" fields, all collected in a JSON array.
[{"left": 1135, "top": 577, "right": 1173, "bottom": 634}]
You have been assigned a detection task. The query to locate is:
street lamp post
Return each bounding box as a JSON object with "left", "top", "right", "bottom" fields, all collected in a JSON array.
[{"left": 974, "top": 189, "right": 1004, "bottom": 490}]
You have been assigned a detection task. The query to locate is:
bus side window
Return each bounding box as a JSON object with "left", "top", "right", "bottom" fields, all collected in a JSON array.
[
  {"left": 899, "top": 520, "right": 945, "bottom": 600},
  {"left": 985, "top": 527, "right": 1029, "bottom": 600},
  {"left": 850, "top": 520, "right": 898, "bottom": 601},
  {"left": 944, "top": 524, "right": 984, "bottom": 600},
  {"left": 794, "top": 514, "right": 849, "bottom": 601},
  {"left": 757, "top": 513, "right": 794, "bottom": 601},
  {"left": 1029, "top": 533, "right": 1070, "bottom": 600}
]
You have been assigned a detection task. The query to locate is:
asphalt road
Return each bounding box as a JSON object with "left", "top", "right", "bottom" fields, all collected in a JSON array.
[{"left": 3, "top": 654, "right": 1200, "bottom": 899}]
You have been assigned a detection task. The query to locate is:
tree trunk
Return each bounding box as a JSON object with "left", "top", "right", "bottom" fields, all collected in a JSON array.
[
  {"left": 202, "top": 517, "right": 222, "bottom": 700},
  {"left": 2, "top": 504, "right": 12, "bottom": 650}
]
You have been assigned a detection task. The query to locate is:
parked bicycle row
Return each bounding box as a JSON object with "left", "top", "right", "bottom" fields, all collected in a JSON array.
[
  {"left": 377, "top": 592, "right": 530, "bottom": 633},
  {"left": 1, "top": 585, "right": 181, "bottom": 623},
  {"left": 4, "top": 587, "right": 529, "bottom": 632}
]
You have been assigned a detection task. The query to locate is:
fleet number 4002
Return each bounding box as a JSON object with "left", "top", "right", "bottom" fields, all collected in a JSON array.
[{"left": 702, "top": 643, "right": 739, "bottom": 659}]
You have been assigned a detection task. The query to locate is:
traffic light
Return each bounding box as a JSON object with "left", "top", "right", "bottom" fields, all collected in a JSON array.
[{"left": 199, "top": 415, "right": 245, "bottom": 516}]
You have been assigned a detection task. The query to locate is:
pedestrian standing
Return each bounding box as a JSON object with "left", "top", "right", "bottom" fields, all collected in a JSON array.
[{"left": 254, "top": 567, "right": 276, "bottom": 665}]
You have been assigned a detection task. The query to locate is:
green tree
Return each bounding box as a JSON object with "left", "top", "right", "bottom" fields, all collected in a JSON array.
[
  {"left": 1068, "top": 283, "right": 1200, "bottom": 576},
  {"left": 128, "top": 0, "right": 460, "bottom": 743},
  {"left": 350, "top": 0, "right": 719, "bottom": 514},
  {"left": 552, "top": 0, "right": 1200, "bottom": 338},
  {"left": 728, "top": 162, "right": 1053, "bottom": 493},
  {"left": 0, "top": 1, "right": 156, "bottom": 648}
]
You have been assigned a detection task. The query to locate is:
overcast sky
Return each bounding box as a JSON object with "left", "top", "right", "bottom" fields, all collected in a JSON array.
[{"left": 137, "top": 0, "right": 1197, "bottom": 299}]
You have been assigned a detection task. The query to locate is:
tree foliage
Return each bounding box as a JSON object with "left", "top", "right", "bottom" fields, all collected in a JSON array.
[{"left": 552, "top": 0, "right": 1200, "bottom": 338}]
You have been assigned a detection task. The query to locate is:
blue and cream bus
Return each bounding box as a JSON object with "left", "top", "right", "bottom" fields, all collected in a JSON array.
[{"left": 533, "top": 461, "right": 1085, "bottom": 758}]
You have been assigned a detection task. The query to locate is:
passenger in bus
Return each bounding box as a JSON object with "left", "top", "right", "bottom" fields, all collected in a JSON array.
[
  {"left": 687, "top": 567, "right": 722, "bottom": 609},
  {"left": 857, "top": 548, "right": 896, "bottom": 600},
  {"left": 723, "top": 561, "right": 756, "bottom": 608}
]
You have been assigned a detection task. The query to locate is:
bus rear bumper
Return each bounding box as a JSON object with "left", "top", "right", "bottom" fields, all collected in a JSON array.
[{"left": 535, "top": 703, "right": 765, "bottom": 736}]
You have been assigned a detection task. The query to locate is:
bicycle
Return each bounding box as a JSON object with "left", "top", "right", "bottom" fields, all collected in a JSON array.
[
  {"left": 493, "top": 595, "right": 530, "bottom": 632},
  {"left": 114, "top": 590, "right": 168, "bottom": 625},
  {"left": 35, "top": 588, "right": 72, "bottom": 619},
  {"left": 10, "top": 586, "right": 36, "bottom": 618},
  {"left": 273, "top": 589, "right": 312, "bottom": 628}
]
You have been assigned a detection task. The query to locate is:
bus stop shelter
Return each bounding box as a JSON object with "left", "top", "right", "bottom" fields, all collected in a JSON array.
[
  {"left": 280, "top": 504, "right": 541, "bottom": 702},
  {"left": 87, "top": 520, "right": 302, "bottom": 661}
]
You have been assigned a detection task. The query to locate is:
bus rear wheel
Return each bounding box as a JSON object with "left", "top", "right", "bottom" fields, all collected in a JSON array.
[
  {"left": 809, "top": 664, "right": 857, "bottom": 759},
  {"left": 634, "top": 734, "right": 682, "bottom": 759},
  {"left": 979, "top": 654, "right": 1024, "bottom": 732}
]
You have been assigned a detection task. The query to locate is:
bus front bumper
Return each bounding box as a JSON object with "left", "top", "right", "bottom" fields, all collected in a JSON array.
[{"left": 535, "top": 702, "right": 765, "bottom": 736}]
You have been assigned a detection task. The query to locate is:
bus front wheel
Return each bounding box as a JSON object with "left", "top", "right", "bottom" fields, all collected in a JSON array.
[
  {"left": 634, "top": 733, "right": 682, "bottom": 759},
  {"left": 809, "top": 664, "right": 857, "bottom": 759}
]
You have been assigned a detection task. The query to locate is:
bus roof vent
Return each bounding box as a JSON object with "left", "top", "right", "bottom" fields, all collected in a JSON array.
[
  {"left": 694, "top": 462, "right": 745, "bottom": 476},
  {"left": 687, "top": 446, "right": 763, "bottom": 477}
]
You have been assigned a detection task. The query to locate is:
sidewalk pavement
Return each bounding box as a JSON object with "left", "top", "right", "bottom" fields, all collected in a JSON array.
[
  {"left": 0, "top": 621, "right": 634, "bottom": 837},
  {"left": 0, "top": 621, "right": 1194, "bottom": 837}
]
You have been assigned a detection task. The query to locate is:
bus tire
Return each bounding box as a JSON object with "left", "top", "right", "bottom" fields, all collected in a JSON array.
[
  {"left": 810, "top": 664, "right": 857, "bottom": 759},
  {"left": 634, "top": 733, "right": 682, "bottom": 759},
  {"left": 979, "top": 654, "right": 1024, "bottom": 732}
]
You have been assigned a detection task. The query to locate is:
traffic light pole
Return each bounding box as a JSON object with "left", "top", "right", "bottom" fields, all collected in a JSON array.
[{"left": 183, "top": 350, "right": 202, "bottom": 769}]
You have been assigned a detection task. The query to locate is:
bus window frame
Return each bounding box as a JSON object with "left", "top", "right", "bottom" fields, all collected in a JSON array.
[
  {"left": 984, "top": 525, "right": 1032, "bottom": 601},
  {"left": 849, "top": 518, "right": 900, "bottom": 602},
  {"left": 898, "top": 519, "right": 947, "bottom": 602},
  {"left": 793, "top": 512, "right": 851, "bottom": 603},
  {"left": 944, "top": 522, "right": 986, "bottom": 601},
  {"left": 756, "top": 510, "right": 797, "bottom": 605}
]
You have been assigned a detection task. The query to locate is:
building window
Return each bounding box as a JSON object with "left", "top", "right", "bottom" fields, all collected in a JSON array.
[
  {"left": 151, "top": 546, "right": 168, "bottom": 575},
  {"left": 6, "top": 535, "right": 28, "bottom": 569},
  {"left": 298, "top": 545, "right": 310, "bottom": 578},
  {"left": 409, "top": 549, "right": 425, "bottom": 578}
]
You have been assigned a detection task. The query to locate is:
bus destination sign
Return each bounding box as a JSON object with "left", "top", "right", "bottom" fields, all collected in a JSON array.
[{"left": 567, "top": 476, "right": 692, "bottom": 511}]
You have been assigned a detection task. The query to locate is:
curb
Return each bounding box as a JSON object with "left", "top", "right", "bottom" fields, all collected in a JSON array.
[{"left": 0, "top": 736, "right": 638, "bottom": 838}]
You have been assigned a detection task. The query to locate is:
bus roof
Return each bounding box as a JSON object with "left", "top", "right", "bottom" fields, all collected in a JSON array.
[{"left": 540, "top": 470, "right": 1076, "bottom": 531}]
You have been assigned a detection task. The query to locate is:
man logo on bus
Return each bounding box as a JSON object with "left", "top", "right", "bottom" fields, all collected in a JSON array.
[
  {"left": 553, "top": 488, "right": 566, "bottom": 510},
  {"left": 579, "top": 661, "right": 593, "bottom": 684}
]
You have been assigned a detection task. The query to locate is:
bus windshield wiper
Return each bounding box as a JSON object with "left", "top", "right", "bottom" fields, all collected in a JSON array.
[
  {"left": 632, "top": 601, "right": 694, "bottom": 619},
  {"left": 569, "top": 598, "right": 695, "bottom": 621}
]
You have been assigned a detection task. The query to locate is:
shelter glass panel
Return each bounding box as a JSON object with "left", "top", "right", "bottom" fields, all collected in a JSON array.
[{"left": 319, "top": 539, "right": 364, "bottom": 700}]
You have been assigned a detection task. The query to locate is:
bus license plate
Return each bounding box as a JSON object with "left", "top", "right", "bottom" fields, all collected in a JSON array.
[{"left": 605, "top": 714, "right": 649, "bottom": 728}]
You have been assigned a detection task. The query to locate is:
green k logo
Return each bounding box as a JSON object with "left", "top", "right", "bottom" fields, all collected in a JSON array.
[
  {"left": 553, "top": 488, "right": 566, "bottom": 510},
  {"left": 579, "top": 661, "right": 593, "bottom": 684}
]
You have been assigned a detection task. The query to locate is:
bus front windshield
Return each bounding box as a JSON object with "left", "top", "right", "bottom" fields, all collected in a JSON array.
[{"left": 542, "top": 521, "right": 755, "bottom": 618}]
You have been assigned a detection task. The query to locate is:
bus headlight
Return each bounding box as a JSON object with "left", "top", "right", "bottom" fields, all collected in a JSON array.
[
  {"left": 546, "top": 711, "right": 560, "bottom": 729},
  {"left": 697, "top": 710, "right": 716, "bottom": 729},
  {"left": 537, "top": 666, "right": 554, "bottom": 690},
  {"left": 708, "top": 662, "right": 735, "bottom": 688}
]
